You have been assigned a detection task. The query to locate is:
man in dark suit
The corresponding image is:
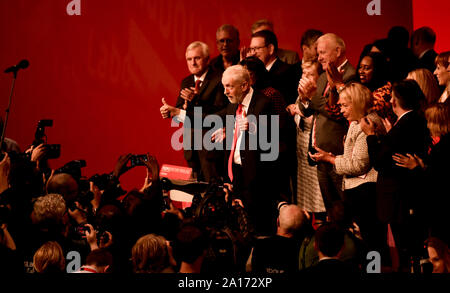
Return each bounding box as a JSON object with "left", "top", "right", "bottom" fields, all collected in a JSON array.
[
  {"left": 160, "top": 41, "right": 228, "bottom": 182},
  {"left": 250, "top": 19, "right": 300, "bottom": 65},
  {"left": 305, "top": 223, "right": 359, "bottom": 274},
  {"left": 248, "top": 29, "right": 297, "bottom": 104},
  {"left": 411, "top": 26, "right": 438, "bottom": 73},
  {"left": 361, "top": 80, "right": 431, "bottom": 271},
  {"left": 248, "top": 29, "right": 298, "bottom": 202},
  {"left": 214, "top": 65, "right": 279, "bottom": 236},
  {"left": 210, "top": 24, "right": 241, "bottom": 73},
  {"left": 297, "top": 33, "right": 357, "bottom": 211}
]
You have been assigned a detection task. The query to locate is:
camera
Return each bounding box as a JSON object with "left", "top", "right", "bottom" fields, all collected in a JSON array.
[
  {"left": 44, "top": 144, "right": 61, "bottom": 159},
  {"left": 32, "top": 119, "right": 61, "bottom": 159},
  {"left": 89, "top": 173, "right": 112, "bottom": 191},
  {"left": 129, "top": 154, "right": 148, "bottom": 167},
  {"left": 33, "top": 119, "right": 53, "bottom": 147},
  {"left": 55, "top": 159, "right": 86, "bottom": 181}
]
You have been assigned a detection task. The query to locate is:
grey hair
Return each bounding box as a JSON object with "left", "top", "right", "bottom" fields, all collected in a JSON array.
[
  {"left": 222, "top": 64, "right": 250, "bottom": 84},
  {"left": 186, "top": 41, "right": 210, "bottom": 59},
  {"left": 318, "top": 33, "right": 346, "bottom": 54}
]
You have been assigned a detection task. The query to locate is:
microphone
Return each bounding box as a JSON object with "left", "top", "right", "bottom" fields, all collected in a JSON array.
[{"left": 4, "top": 59, "right": 29, "bottom": 74}]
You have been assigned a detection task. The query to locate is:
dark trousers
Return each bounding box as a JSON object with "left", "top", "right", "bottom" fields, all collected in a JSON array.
[
  {"left": 187, "top": 149, "right": 222, "bottom": 182},
  {"left": 317, "top": 162, "right": 344, "bottom": 210},
  {"left": 344, "top": 182, "right": 383, "bottom": 251},
  {"left": 232, "top": 163, "right": 277, "bottom": 236}
]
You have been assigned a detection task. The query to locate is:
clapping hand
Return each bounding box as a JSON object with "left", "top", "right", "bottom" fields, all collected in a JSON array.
[
  {"left": 392, "top": 153, "right": 425, "bottom": 170},
  {"left": 298, "top": 77, "right": 317, "bottom": 102},
  {"left": 326, "top": 62, "right": 344, "bottom": 89},
  {"left": 360, "top": 117, "right": 376, "bottom": 136}
]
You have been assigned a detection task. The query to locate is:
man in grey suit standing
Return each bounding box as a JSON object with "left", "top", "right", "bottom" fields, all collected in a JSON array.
[{"left": 297, "top": 33, "right": 357, "bottom": 210}]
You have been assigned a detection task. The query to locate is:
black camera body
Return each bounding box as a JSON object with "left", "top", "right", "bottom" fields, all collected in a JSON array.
[
  {"left": 32, "top": 119, "right": 61, "bottom": 159},
  {"left": 129, "top": 154, "right": 148, "bottom": 167},
  {"left": 44, "top": 144, "right": 61, "bottom": 159},
  {"left": 33, "top": 119, "right": 53, "bottom": 146},
  {"left": 55, "top": 159, "right": 86, "bottom": 181}
]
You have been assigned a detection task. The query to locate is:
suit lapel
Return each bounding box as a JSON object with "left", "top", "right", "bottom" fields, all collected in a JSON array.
[{"left": 247, "top": 90, "right": 257, "bottom": 115}]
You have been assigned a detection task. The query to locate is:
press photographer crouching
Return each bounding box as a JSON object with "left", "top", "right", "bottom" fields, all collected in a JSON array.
[{"left": 161, "top": 177, "right": 254, "bottom": 273}]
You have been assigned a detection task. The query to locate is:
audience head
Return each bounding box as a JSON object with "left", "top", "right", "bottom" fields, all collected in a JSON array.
[
  {"left": 391, "top": 79, "right": 426, "bottom": 113},
  {"left": 302, "top": 60, "right": 323, "bottom": 84},
  {"left": 425, "top": 103, "right": 450, "bottom": 138},
  {"left": 315, "top": 223, "right": 345, "bottom": 258},
  {"left": 249, "top": 30, "right": 278, "bottom": 65},
  {"left": 407, "top": 68, "right": 440, "bottom": 105},
  {"left": 239, "top": 56, "right": 269, "bottom": 89},
  {"left": 172, "top": 222, "right": 208, "bottom": 266},
  {"left": 185, "top": 41, "right": 210, "bottom": 77},
  {"left": 316, "top": 33, "right": 346, "bottom": 70},
  {"left": 371, "top": 38, "right": 391, "bottom": 57},
  {"left": 95, "top": 204, "right": 125, "bottom": 236},
  {"left": 411, "top": 26, "right": 436, "bottom": 58},
  {"left": 300, "top": 29, "right": 324, "bottom": 62},
  {"left": 338, "top": 82, "right": 373, "bottom": 122},
  {"left": 327, "top": 200, "right": 353, "bottom": 229},
  {"left": 251, "top": 19, "right": 274, "bottom": 34},
  {"left": 221, "top": 65, "right": 251, "bottom": 104},
  {"left": 434, "top": 51, "right": 450, "bottom": 87},
  {"left": 33, "top": 241, "right": 65, "bottom": 273},
  {"left": 425, "top": 237, "right": 450, "bottom": 273},
  {"left": 358, "top": 52, "right": 390, "bottom": 91},
  {"left": 31, "top": 193, "right": 67, "bottom": 229},
  {"left": 132, "top": 234, "right": 172, "bottom": 273},
  {"left": 388, "top": 26, "right": 410, "bottom": 49},
  {"left": 46, "top": 173, "right": 78, "bottom": 204},
  {"left": 277, "top": 204, "right": 306, "bottom": 237},
  {"left": 216, "top": 24, "right": 240, "bottom": 59},
  {"left": 84, "top": 248, "right": 113, "bottom": 273}
]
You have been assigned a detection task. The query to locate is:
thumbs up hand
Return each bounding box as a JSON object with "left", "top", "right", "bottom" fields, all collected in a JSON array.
[
  {"left": 160, "top": 98, "right": 180, "bottom": 119},
  {"left": 237, "top": 111, "right": 249, "bottom": 132}
]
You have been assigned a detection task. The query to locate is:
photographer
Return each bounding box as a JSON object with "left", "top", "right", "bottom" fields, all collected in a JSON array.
[{"left": 25, "top": 193, "right": 89, "bottom": 272}]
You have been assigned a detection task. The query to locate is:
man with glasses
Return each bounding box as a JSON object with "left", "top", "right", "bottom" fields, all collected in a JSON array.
[
  {"left": 248, "top": 30, "right": 299, "bottom": 203},
  {"left": 210, "top": 24, "right": 241, "bottom": 73}
]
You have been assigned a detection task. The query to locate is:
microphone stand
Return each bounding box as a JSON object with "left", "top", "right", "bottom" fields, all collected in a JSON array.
[{"left": 1, "top": 70, "right": 18, "bottom": 153}]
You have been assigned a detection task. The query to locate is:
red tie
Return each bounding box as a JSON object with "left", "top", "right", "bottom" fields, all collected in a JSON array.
[
  {"left": 183, "top": 79, "right": 202, "bottom": 110},
  {"left": 228, "top": 104, "right": 243, "bottom": 182}
]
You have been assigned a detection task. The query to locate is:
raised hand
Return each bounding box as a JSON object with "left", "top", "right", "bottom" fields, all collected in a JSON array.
[
  {"left": 160, "top": 98, "right": 180, "bottom": 119},
  {"left": 360, "top": 116, "right": 376, "bottom": 136},
  {"left": 326, "top": 62, "right": 344, "bottom": 89},
  {"left": 382, "top": 117, "right": 392, "bottom": 133},
  {"left": 112, "top": 153, "right": 132, "bottom": 178},
  {"left": 298, "top": 77, "right": 317, "bottom": 102}
]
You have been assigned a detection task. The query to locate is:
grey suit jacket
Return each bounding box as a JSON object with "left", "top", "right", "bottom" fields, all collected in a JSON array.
[
  {"left": 277, "top": 48, "right": 300, "bottom": 65},
  {"left": 298, "top": 62, "right": 357, "bottom": 155}
]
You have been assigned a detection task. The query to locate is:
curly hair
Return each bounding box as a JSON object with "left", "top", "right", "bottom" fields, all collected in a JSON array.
[{"left": 32, "top": 193, "right": 66, "bottom": 226}]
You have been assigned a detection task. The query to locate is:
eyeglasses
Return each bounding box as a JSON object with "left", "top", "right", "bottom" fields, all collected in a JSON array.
[
  {"left": 217, "top": 38, "right": 235, "bottom": 44},
  {"left": 249, "top": 45, "right": 267, "bottom": 52}
]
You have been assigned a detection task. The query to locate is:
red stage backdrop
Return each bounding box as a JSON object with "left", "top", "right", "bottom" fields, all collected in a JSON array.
[{"left": 0, "top": 0, "right": 434, "bottom": 190}]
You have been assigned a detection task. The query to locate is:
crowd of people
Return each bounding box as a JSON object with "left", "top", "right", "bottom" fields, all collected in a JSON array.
[{"left": 0, "top": 19, "right": 449, "bottom": 275}]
